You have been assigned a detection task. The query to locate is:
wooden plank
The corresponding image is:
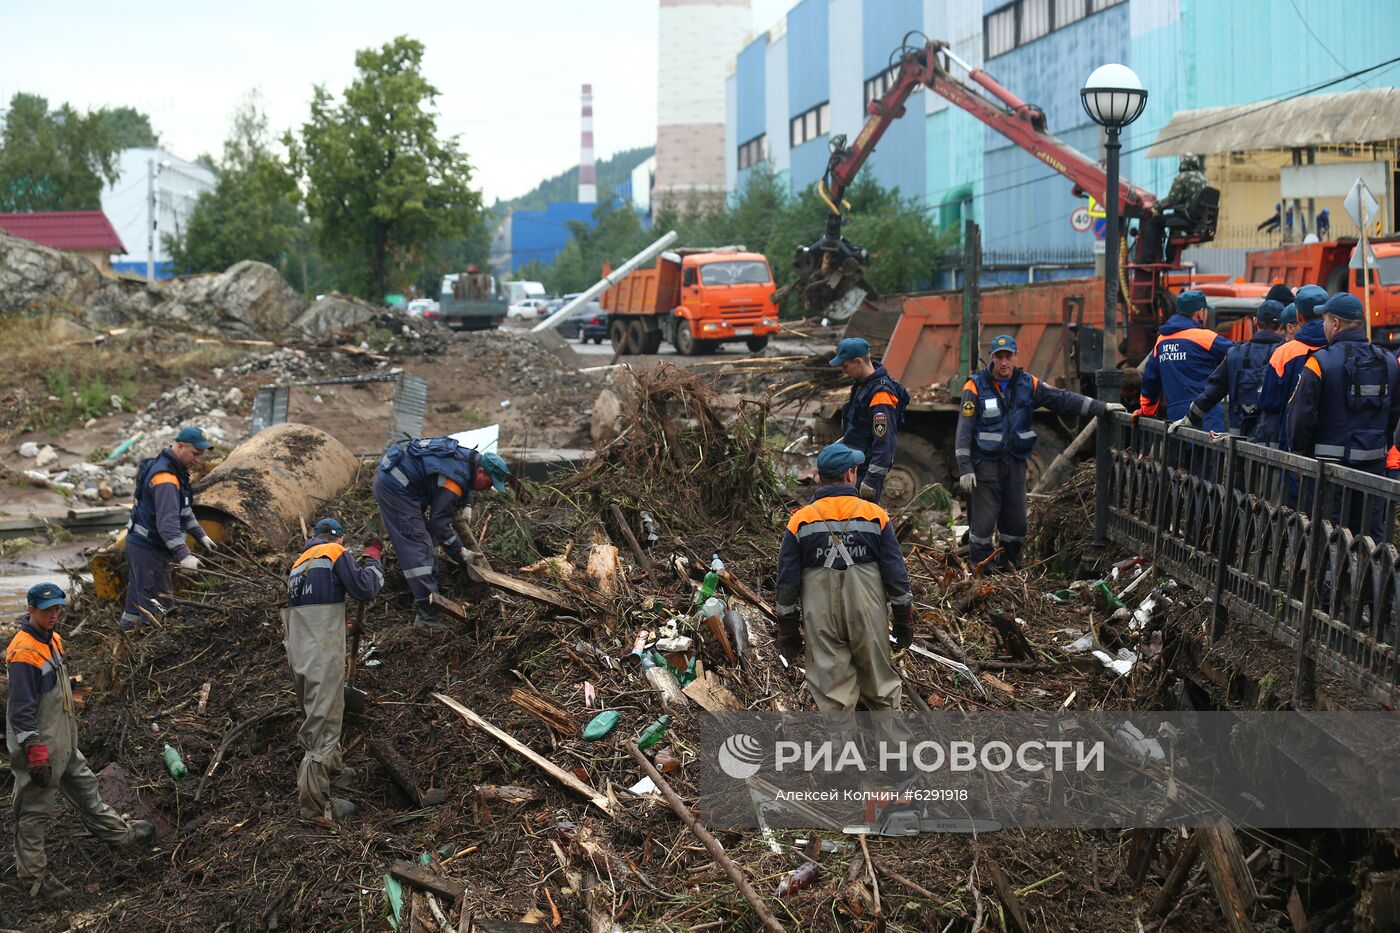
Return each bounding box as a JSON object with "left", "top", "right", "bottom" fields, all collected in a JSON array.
[
  {"left": 986, "top": 859, "right": 1032, "bottom": 933},
  {"left": 433, "top": 693, "right": 614, "bottom": 816},
  {"left": 467, "top": 565, "right": 576, "bottom": 613},
  {"left": 682, "top": 671, "right": 743, "bottom": 712},
  {"left": 1151, "top": 834, "right": 1201, "bottom": 916},
  {"left": 1200, "top": 826, "right": 1256, "bottom": 933},
  {"left": 428, "top": 592, "right": 470, "bottom": 622},
  {"left": 508, "top": 687, "right": 575, "bottom": 733},
  {"left": 389, "top": 860, "right": 461, "bottom": 904}
]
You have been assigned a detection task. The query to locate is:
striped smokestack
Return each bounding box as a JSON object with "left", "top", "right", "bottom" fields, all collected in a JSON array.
[{"left": 579, "top": 83, "right": 597, "bottom": 203}]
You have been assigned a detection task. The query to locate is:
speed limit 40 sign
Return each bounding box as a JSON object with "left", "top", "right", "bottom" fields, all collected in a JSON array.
[{"left": 1070, "top": 206, "right": 1092, "bottom": 232}]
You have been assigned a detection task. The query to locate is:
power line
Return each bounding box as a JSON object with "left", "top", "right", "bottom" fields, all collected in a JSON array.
[{"left": 1286, "top": 0, "right": 1364, "bottom": 89}]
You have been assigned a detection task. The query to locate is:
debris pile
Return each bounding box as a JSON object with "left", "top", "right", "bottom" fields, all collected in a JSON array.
[
  {"left": 224, "top": 347, "right": 328, "bottom": 382},
  {"left": 111, "top": 379, "right": 241, "bottom": 463}
]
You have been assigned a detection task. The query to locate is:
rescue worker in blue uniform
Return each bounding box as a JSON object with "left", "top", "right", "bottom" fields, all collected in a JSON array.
[
  {"left": 775, "top": 443, "right": 913, "bottom": 711},
  {"left": 283, "top": 517, "right": 384, "bottom": 822},
  {"left": 1279, "top": 303, "right": 1300, "bottom": 341},
  {"left": 831, "top": 337, "right": 910, "bottom": 503},
  {"left": 373, "top": 436, "right": 511, "bottom": 631},
  {"left": 1138, "top": 291, "right": 1234, "bottom": 431},
  {"left": 1171, "top": 299, "right": 1287, "bottom": 439},
  {"left": 122, "top": 426, "right": 218, "bottom": 631},
  {"left": 1258, "top": 284, "right": 1329, "bottom": 448},
  {"left": 956, "top": 335, "right": 1123, "bottom": 570},
  {"left": 1288, "top": 293, "right": 1400, "bottom": 540},
  {"left": 8, "top": 583, "right": 154, "bottom": 903}
]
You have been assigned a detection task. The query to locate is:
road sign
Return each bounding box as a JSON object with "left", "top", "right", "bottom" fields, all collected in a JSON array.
[
  {"left": 1093, "top": 218, "right": 1107, "bottom": 240},
  {"left": 1349, "top": 241, "right": 1378, "bottom": 270},
  {"left": 1344, "top": 178, "right": 1379, "bottom": 231},
  {"left": 1071, "top": 206, "right": 1091, "bottom": 232}
]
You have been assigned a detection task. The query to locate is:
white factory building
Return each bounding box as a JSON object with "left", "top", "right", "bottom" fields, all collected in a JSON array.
[{"left": 100, "top": 147, "right": 216, "bottom": 278}]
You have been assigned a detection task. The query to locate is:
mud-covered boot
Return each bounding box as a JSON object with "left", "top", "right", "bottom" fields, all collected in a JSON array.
[
  {"left": 32, "top": 874, "right": 72, "bottom": 904},
  {"left": 128, "top": 819, "right": 155, "bottom": 846},
  {"left": 330, "top": 797, "right": 358, "bottom": 821},
  {"left": 414, "top": 600, "right": 447, "bottom": 632}
]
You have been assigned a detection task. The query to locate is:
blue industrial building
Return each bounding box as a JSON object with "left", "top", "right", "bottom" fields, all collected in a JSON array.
[
  {"left": 726, "top": 0, "right": 1400, "bottom": 282},
  {"left": 506, "top": 202, "right": 598, "bottom": 274}
]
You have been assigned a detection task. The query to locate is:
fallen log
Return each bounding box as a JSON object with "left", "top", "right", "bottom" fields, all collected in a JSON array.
[
  {"left": 717, "top": 568, "right": 776, "bottom": 620},
  {"left": 389, "top": 860, "right": 462, "bottom": 905},
  {"left": 987, "top": 859, "right": 1032, "bottom": 933},
  {"left": 1200, "top": 826, "right": 1257, "bottom": 933},
  {"left": 366, "top": 732, "right": 431, "bottom": 808},
  {"left": 434, "top": 693, "right": 615, "bottom": 816},
  {"left": 626, "top": 742, "right": 785, "bottom": 933},
  {"left": 1151, "top": 834, "right": 1201, "bottom": 916}
]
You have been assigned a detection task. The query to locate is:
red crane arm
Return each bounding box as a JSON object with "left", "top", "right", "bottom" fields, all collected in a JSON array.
[{"left": 822, "top": 41, "right": 1156, "bottom": 219}]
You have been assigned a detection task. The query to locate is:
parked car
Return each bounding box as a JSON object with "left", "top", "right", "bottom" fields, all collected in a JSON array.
[
  {"left": 506, "top": 298, "right": 551, "bottom": 320},
  {"left": 555, "top": 301, "right": 607, "bottom": 343},
  {"left": 406, "top": 298, "right": 441, "bottom": 321}
]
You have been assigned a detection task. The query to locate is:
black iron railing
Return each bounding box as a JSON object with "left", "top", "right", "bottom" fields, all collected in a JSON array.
[{"left": 1101, "top": 412, "right": 1400, "bottom": 705}]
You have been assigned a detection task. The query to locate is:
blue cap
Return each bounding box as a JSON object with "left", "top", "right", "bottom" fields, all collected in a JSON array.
[
  {"left": 1321, "top": 292, "right": 1364, "bottom": 321},
  {"left": 988, "top": 334, "right": 1017, "bottom": 355},
  {"left": 1264, "top": 283, "right": 1295, "bottom": 305},
  {"left": 26, "top": 582, "right": 66, "bottom": 610},
  {"left": 1176, "top": 290, "right": 1208, "bottom": 315},
  {"left": 480, "top": 451, "right": 510, "bottom": 492},
  {"left": 816, "top": 442, "right": 865, "bottom": 476},
  {"left": 313, "top": 517, "right": 344, "bottom": 537},
  {"left": 1295, "top": 284, "right": 1329, "bottom": 320},
  {"left": 1255, "top": 299, "right": 1284, "bottom": 325},
  {"left": 1279, "top": 303, "right": 1298, "bottom": 325},
  {"left": 175, "top": 426, "right": 214, "bottom": 450},
  {"left": 829, "top": 337, "right": 871, "bottom": 366}
]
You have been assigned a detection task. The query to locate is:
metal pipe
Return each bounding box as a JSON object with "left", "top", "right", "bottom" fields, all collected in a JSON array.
[{"left": 529, "top": 230, "right": 679, "bottom": 333}]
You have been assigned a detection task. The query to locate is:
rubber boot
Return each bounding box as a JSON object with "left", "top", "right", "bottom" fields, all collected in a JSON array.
[
  {"left": 34, "top": 874, "right": 72, "bottom": 904},
  {"left": 330, "top": 797, "right": 358, "bottom": 821},
  {"left": 128, "top": 819, "right": 156, "bottom": 846},
  {"left": 333, "top": 766, "right": 357, "bottom": 790},
  {"left": 414, "top": 600, "right": 448, "bottom": 632}
]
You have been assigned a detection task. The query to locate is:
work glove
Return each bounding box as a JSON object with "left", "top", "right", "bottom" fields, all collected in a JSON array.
[
  {"left": 199, "top": 535, "right": 216, "bottom": 551},
  {"left": 461, "top": 506, "right": 474, "bottom": 524},
  {"left": 178, "top": 554, "right": 200, "bottom": 571},
  {"left": 959, "top": 472, "right": 977, "bottom": 493},
  {"left": 26, "top": 744, "right": 50, "bottom": 788},
  {"left": 1102, "top": 402, "right": 1127, "bottom": 415},
  {"left": 858, "top": 482, "right": 878, "bottom": 502},
  {"left": 891, "top": 602, "right": 915, "bottom": 651},
  {"left": 362, "top": 538, "right": 384, "bottom": 562},
  {"left": 775, "top": 609, "right": 804, "bottom": 663},
  {"left": 456, "top": 547, "right": 479, "bottom": 567},
  {"left": 1166, "top": 415, "right": 1192, "bottom": 434}
]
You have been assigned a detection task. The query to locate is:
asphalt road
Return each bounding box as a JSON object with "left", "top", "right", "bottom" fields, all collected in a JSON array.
[{"left": 499, "top": 320, "right": 828, "bottom": 365}]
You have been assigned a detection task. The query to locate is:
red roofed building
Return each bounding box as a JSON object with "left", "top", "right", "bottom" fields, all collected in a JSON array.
[{"left": 0, "top": 210, "right": 127, "bottom": 272}]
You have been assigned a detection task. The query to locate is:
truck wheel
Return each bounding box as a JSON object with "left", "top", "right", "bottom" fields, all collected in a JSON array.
[
  {"left": 881, "top": 435, "right": 945, "bottom": 511},
  {"left": 627, "top": 320, "right": 652, "bottom": 355},
  {"left": 609, "top": 319, "right": 630, "bottom": 353},
  {"left": 674, "top": 321, "right": 698, "bottom": 356},
  {"left": 745, "top": 335, "right": 770, "bottom": 353},
  {"left": 641, "top": 326, "right": 663, "bottom": 354},
  {"left": 1325, "top": 265, "right": 1348, "bottom": 296}
]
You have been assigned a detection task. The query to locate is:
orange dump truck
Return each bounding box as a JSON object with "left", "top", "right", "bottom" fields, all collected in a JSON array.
[
  {"left": 828, "top": 273, "right": 1265, "bottom": 506},
  {"left": 600, "top": 247, "right": 782, "bottom": 355},
  {"left": 1246, "top": 237, "right": 1400, "bottom": 343}
]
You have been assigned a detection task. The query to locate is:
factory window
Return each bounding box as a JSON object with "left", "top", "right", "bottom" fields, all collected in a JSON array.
[
  {"left": 737, "top": 134, "right": 767, "bottom": 170},
  {"left": 1020, "top": 0, "right": 1050, "bottom": 43},
  {"left": 790, "top": 102, "right": 829, "bottom": 148},
  {"left": 987, "top": 0, "right": 1120, "bottom": 57},
  {"left": 986, "top": 5, "right": 1016, "bottom": 58},
  {"left": 1055, "top": 0, "right": 1086, "bottom": 25},
  {"left": 864, "top": 65, "right": 901, "bottom": 106}
]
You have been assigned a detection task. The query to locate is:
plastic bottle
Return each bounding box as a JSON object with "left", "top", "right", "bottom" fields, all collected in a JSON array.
[
  {"left": 693, "top": 570, "right": 719, "bottom": 606},
  {"left": 700, "top": 596, "right": 725, "bottom": 620},
  {"left": 163, "top": 744, "right": 188, "bottom": 780},
  {"left": 776, "top": 862, "right": 821, "bottom": 897},
  {"left": 654, "top": 746, "right": 680, "bottom": 773},
  {"left": 582, "top": 711, "right": 621, "bottom": 740},
  {"left": 710, "top": 553, "right": 725, "bottom": 573},
  {"left": 1094, "top": 580, "right": 1126, "bottom": 611},
  {"left": 636, "top": 714, "right": 672, "bottom": 750}
]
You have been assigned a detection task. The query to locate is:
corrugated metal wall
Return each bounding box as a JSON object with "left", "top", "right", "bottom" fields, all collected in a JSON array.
[{"left": 860, "top": 0, "right": 926, "bottom": 202}]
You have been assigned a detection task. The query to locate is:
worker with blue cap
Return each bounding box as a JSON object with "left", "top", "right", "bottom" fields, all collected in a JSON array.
[
  {"left": 774, "top": 442, "right": 913, "bottom": 711},
  {"left": 1171, "top": 299, "right": 1288, "bottom": 440},
  {"left": 1259, "top": 284, "right": 1330, "bottom": 449},
  {"left": 1279, "top": 303, "right": 1300, "bottom": 340},
  {"left": 373, "top": 437, "right": 511, "bottom": 631},
  {"left": 830, "top": 337, "right": 909, "bottom": 504},
  {"left": 283, "top": 516, "right": 385, "bottom": 822},
  {"left": 122, "top": 425, "right": 218, "bottom": 631},
  {"left": 1138, "top": 291, "right": 1234, "bottom": 432},
  {"left": 1290, "top": 293, "right": 1400, "bottom": 538},
  {"left": 8, "top": 583, "right": 154, "bottom": 903},
  {"left": 957, "top": 334, "right": 1122, "bottom": 570}
]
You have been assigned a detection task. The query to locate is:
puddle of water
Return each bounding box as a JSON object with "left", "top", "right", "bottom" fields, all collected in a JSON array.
[{"left": 0, "top": 535, "right": 105, "bottom": 618}]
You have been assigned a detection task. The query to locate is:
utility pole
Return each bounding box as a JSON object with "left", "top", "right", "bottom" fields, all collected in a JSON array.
[
  {"left": 145, "top": 157, "right": 155, "bottom": 282},
  {"left": 959, "top": 219, "right": 981, "bottom": 383}
]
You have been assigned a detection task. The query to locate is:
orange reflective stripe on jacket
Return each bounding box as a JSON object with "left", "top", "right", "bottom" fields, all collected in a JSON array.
[
  {"left": 6, "top": 628, "right": 63, "bottom": 671},
  {"left": 962, "top": 379, "right": 978, "bottom": 396},
  {"left": 149, "top": 471, "right": 179, "bottom": 488},
  {"left": 1176, "top": 327, "right": 1220, "bottom": 351},
  {"left": 441, "top": 477, "right": 464, "bottom": 497},
  {"left": 786, "top": 493, "right": 890, "bottom": 535},
  {"left": 291, "top": 541, "right": 347, "bottom": 570},
  {"left": 1270, "top": 340, "right": 1311, "bottom": 377},
  {"left": 1304, "top": 356, "right": 1323, "bottom": 378},
  {"left": 869, "top": 390, "right": 900, "bottom": 408}
]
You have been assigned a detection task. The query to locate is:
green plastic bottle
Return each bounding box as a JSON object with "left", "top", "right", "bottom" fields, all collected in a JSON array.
[
  {"left": 637, "top": 715, "right": 672, "bottom": 751},
  {"left": 693, "top": 571, "right": 719, "bottom": 606},
  {"left": 1094, "top": 580, "right": 1126, "bottom": 611},
  {"left": 163, "top": 743, "right": 188, "bottom": 780},
  {"left": 582, "top": 711, "right": 621, "bottom": 740}
]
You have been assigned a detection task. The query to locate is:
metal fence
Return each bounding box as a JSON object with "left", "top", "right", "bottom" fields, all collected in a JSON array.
[{"left": 1101, "top": 412, "right": 1400, "bottom": 705}]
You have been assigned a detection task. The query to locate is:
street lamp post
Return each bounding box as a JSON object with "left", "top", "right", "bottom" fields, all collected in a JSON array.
[{"left": 1080, "top": 63, "right": 1147, "bottom": 552}]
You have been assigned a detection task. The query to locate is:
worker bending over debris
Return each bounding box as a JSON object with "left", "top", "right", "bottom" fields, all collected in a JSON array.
[
  {"left": 373, "top": 435, "right": 510, "bottom": 631},
  {"left": 957, "top": 335, "right": 1122, "bottom": 570},
  {"left": 831, "top": 337, "right": 909, "bottom": 503},
  {"left": 283, "top": 517, "right": 384, "bottom": 822},
  {"left": 121, "top": 426, "right": 218, "bottom": 631},
  {"left": 775, "top": 443, "right": 913, "bottom": 711},
  {"left": 8, "top": 583, "right": 154, "bottom": 904}
]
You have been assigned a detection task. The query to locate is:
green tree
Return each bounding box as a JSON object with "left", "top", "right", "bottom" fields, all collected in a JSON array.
[
  {"left": 288, "top": 36, "right": 484, "bottom": 300},
  {"left": 100, "top": 106, "right": 158, "bottom": 148},
  {"left": 166, "top": 93, "right": 302, "bottom": 276},
  {"left": 0, "top": 93, "right": 122, "bottom": 211}
]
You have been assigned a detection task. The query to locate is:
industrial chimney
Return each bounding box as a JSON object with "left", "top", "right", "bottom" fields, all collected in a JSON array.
[{"left": 579, "top": 84, "right": 597, "bottom": 203}]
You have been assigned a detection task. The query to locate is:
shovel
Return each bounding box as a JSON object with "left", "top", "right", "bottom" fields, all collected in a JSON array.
[{"left": 345, "top": 602, "right": 367, "bottom": 717}]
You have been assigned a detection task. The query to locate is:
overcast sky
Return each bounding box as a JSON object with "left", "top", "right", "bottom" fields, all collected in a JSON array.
[{"left": 2, "top": 1, "right": 798, "bottom": 203}]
